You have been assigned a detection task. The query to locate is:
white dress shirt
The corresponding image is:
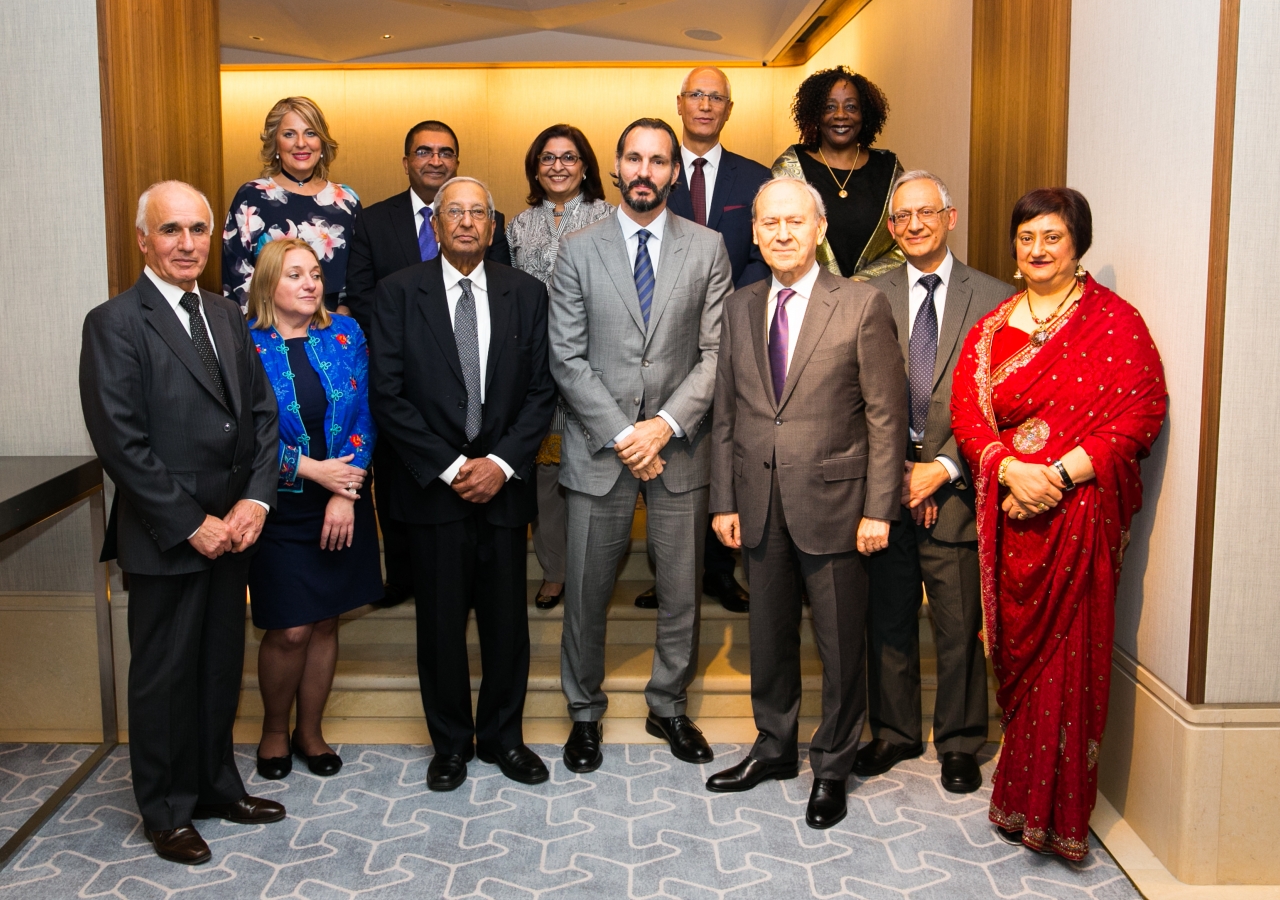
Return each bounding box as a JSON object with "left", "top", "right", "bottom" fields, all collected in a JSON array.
[
  {"left": 410, "top": 189, "right": 433, "bottom": 238},
  {"left": 610, "top": 207, "right": 684, "bottom": 444},
  {"left": 436, "top": 256, "right": 515, "bottom": 486},
  {"left": 679, "top": 142, "right": 723, "bottom": 224},
  {"left": 904, "top": 250, "right": 960, "bottom": 481},
  {"left": 766, "top": 261, "right": 821, "bottom": 376}
]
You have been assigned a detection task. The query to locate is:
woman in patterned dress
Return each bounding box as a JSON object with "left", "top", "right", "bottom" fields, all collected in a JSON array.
[
  {"left": 506, "top": 124, "right": 615, "bottom": 609},
  {"left": 950, "top": 188, "right": 1167, "bottom": 859},
  {"left": 223, "top": 97, "right": 361, "bottom": 314}
]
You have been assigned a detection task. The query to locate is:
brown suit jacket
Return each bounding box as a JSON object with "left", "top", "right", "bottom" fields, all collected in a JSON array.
[{"left": 710, "top": 267, "right": 907, "bottom": 555}]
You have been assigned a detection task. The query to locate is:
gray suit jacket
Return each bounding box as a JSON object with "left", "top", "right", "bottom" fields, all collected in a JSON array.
[
  {"left": 869, "top": 258, "right": 1011, "bottom": 542},
  {"left": 79, "top": 274, "right": 278, "bottom": 575},
  {"left": 710, "top": 268, "right": 907, "bottom": 555},
  {"left": 549, "top": 211, "right": 733, "bottom": 496}
]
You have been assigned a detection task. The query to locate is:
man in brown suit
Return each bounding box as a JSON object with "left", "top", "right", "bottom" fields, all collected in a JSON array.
[{"left": 704, "top": 177, "right": 906, "bottom": 829}]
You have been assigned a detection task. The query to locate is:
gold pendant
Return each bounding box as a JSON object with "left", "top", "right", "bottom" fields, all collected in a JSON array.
[
  {"left": 1031, "top": 330, "right": 1047, "bottom": 346},
  {"left": 838, "top": 189, "right": 848, "bottom": 198}
]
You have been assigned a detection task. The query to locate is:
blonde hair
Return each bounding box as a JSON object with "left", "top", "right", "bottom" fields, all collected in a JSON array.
[
  {"left": 259, "top": 97, "right": 339, "bottom": 181},
  {"left": 246, "top": 239, "right": 331, "bottom": 331}
]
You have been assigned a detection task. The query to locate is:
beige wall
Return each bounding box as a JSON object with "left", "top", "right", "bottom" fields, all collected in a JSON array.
[{"left": 220, "top": 0, "right": 974, "bottom": 260}]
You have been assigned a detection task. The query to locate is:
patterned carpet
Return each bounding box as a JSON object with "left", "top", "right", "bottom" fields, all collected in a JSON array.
[
  {"left": 0, "top": 742, "right": 1140, "bottom": 899},
  {"left": 0, "top": 744, "right": 94, "bottom": 845}
]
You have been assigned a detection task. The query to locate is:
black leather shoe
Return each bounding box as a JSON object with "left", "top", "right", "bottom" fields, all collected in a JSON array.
[
  {"left": 427, "top": 751, "right": 470, "bottom": 791},
  {"left": 634, "top": 586, "right": 658, "bottom": 609},
  {"left": 702, "top": 573, "right": 749, "bottom": 613},
  {"left": 145, "top": 825, "right": 211, "bottom": 864},
  {"left": 478, "top": 743, "right": 550, "bottom": 784},
  {"left": 645, "top": 713, "right": 714, "bottom": 764},
  {"left": 256, "top": 734, "right": 292, "bottom": 780},
  {"left": 852, "top": 739, "right": 925, "bottom": 777},
  {"left": 705, "top": 756, "right": 799, "bottom": 793},
  {"left": 994, "top": 826, "right": 1024, "bottom": 846},
  {"left": 292, "top": 732, "right": 342, "bottom": 776},
  {"left": 806, "top": 778, "right": 848, "bottom": 829},
  {"left": 376, "top": 582, "right": 413, "bottom": 608},
  {"left": 939, "top": 751, "right": 982, "bottom": 793},
  {"left": 194, "top": 795, "right": 286, "bottom": 824},
  {"left": 534, "top": 583, "right": 562, "bottom": 610},
  {"left": 563, "top": 721, "right": 604, "bottom": 773}
]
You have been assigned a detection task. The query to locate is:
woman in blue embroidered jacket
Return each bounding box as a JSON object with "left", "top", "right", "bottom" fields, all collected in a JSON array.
[{"left": 246, "top": 238, "right": 381, "bottom": 781}]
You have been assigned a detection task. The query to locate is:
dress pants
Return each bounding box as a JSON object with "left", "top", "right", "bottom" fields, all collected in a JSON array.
[
  {"left": 127, "top": 559, "right": 250, "bottom": 831},
  {"left": 532, "top": 462, "right": 567, "bottom": 584},
  {"left": 745, "top": 472, "right": 868, "bottom": 781},
  {"left": 864, "top": 505, "right": 987, "bottom": 754},
  {"left": 408, "top": 509, "right": 529, "bottom": 755},
  {"left": 561, "top": 472, "right": 707, "bottom": 721},
  {"left": 372, "top": 444, "right": 413, "bottom": 589}
]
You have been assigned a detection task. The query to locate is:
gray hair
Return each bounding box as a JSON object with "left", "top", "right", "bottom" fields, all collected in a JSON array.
[
  {"left": 135, "top": 180, "right": 214, "bottom": 234},
  {"left": 751, "top": 176, "right": 827, "bottom": 220},
  {"left": 430, "top": 176, "right": 496, "bottom": 219},
  {"left": 888, "top": 170, "right": 954, "bottom": 214}
]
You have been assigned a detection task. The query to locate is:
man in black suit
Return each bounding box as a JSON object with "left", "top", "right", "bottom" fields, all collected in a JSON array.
[
  {"left": 640, "top": 65, "right": 772, "bottom": 614},
  {"left": 859, "top": 171, "right": 1010, "bottom": 792},
  {"left": 369, "top": 176, "right": 555, "bottom": 792},
  {"left": 79, "top": 181, "right": 283, "bottom": 865},
  {"left": 345, "top": 121, "right": 513, "bottom": 607}
]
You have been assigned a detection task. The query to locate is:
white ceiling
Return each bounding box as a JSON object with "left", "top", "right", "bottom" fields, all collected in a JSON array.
[{"left": 220, "top": 0, "right": 826, "bottom": 65}]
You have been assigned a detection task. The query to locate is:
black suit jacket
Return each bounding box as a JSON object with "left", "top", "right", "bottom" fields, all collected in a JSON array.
[
  {"left": 668, "top": 148, "right": 772, "bottom": 289},
  {"left": 345, "top": 188, "right": 512, "bottom": 332},
  {"left": 369, "top": 258, "right": 555, "bottom": 527},
  {"left": 79, "top": 274, "right": 278, "bottom": 575}
]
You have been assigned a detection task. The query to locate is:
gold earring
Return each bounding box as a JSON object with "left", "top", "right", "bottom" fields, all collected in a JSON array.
[
  {"left": 1012, "top": 269, "right": 1023, "bottom": 281},
  {"left": 1075, "top": 263, "right": 1086, "bottom": 279}
]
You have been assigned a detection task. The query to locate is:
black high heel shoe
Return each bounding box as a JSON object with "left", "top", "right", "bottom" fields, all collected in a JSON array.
[
  {"left": 292, "top": 731, "right": 343, "bottom": 776},
  {"left": 256, "top": 734, "right": 293, "bottom": 780}
]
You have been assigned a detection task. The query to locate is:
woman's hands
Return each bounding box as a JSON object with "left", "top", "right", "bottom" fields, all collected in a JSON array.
[
  {"left": 297, "top": 453, "right": 364, "bottom": 499},
  {"left": 320, "top": 494, "right": 356, "bottom": 550},
  {"left": 1001, "top": 460, "right": 1062, "bottom": 521}
]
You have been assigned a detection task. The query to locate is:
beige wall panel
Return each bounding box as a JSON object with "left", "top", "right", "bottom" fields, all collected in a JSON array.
[{"left": 1066, "top": 0, "right": 1220, "bottom": 695}]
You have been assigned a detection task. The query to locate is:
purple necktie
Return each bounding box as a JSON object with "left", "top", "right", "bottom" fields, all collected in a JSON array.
[
  {"left": 768, "top": 288, "right": 795, "bottom": 402},
  {"left": 418, "top": 207, "right": 438, "bottom": 262}
]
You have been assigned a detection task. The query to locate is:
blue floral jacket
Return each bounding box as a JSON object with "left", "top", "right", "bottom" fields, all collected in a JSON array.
[{"left": 248, "top": 314, "right": 376, "bottom": 493}]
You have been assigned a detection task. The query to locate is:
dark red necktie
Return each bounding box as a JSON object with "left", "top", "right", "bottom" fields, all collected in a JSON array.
[{"left": 690, "top": 158, "right": 707, "bottom": 226}]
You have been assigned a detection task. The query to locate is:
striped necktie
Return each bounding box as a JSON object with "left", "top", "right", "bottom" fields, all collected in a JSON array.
[{"left": 634, "top": 229, "right": 654, "bottom": 328}]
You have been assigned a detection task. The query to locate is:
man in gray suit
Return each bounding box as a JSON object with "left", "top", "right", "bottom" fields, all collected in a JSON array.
[
  {"left": 80, "top": 181, "right": 282, "bottom": 865},
  {"left": 705, "top": 177, "right": 906, "bottom": 830},
  {"left": 549, "top": 117, "right": 733, "bottom": 772},
  {"left": 855, "top": 170, "right": 1010, "bottom": 792}
]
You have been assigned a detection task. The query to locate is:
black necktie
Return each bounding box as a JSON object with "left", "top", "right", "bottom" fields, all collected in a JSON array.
[
  {"left": 179, "top": 292, "right": 226, "bottom": 405},
  {"left": 455, "top": 278, "right": 483, "bottom": 441},
  {"left": 909, "top": 274, "right": 941, "bottom": 436}
]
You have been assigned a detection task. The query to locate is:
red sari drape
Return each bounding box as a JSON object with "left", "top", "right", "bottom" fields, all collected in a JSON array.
[{"left": 950, "top": 276, "right": 1166, "bottom": 860}]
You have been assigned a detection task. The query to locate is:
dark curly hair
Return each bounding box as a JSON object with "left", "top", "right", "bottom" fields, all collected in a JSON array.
[
  {"left": 523, "top": 124, "right": 606, "bottom": 206},
  {"left": 790, "top": 66, "right": 889, "bottom": 150}
]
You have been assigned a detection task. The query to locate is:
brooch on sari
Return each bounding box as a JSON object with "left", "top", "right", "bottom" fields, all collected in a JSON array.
[{"left": 1012, "top": 418, "right": 1050, "bottom": 454}]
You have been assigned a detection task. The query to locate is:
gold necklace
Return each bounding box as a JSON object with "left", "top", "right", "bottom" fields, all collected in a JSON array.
[
  {"left": 1024, "top": 283, "right": 1078, "bottom": 346},
  {"left": 818, "top": 145, "right": 859, "bottom": 198}
]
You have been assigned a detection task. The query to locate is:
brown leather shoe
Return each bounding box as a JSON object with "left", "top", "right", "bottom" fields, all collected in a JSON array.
[
  {"left": 145, "top": 825, "right": 211, "bottom": 865},
  {"left": 193, "top": 795, "right": 286, "bottom": 824}
]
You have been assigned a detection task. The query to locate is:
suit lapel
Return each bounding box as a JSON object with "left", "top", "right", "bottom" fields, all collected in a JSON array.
[
  {"left": 395, "top": 191, "right": 424, "bottom": 267},
  {"left": 746, "top": 281, "right": 776, "bottom": 412},
  {"left": 596, "top": 215, "right": 647, "bottom": 335},
  {"left": 645, "top": 214, "right": 690, "bottom": 348},
  {"left": 778, "top": 270, "right": 841, "bottom": 410},
  {"left": 706, "top": 152, "right": 736, "bottom": 231},
  {"left": 137, "top": 277, "right": 230, "bottom": 410},
  {"left": 414, "top": 262, "right": 465, "bottom": 385},
  {"left": 485, "top": 266, "right": 513, "bottom": 392},
  {"left": 204, "top": 297, "right": 241, "bottom": 416},
  {"left": 884, "top": 266, "right": 911, "bottom": 373},
  {"left": 669, "top": 167, "right": 692, "bottom": 219},
  {"left": 933, "top": 262, "right": 974, "bottom": 389}
]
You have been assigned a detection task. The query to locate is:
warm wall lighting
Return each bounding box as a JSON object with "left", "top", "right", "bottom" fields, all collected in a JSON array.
[{"left": 684, "top": 29, "right": 722, "bottom": 41}]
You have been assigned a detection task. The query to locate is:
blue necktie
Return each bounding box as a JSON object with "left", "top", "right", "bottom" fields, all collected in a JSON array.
[
  {"left": 909, "top": 273, "right": 942, "bottom": 436},
  {"left": 634, "top": 229, "right": 654, "bottom": 328},
  {"left": 418, "top": 208, "right": 438, "bottom": 262}
]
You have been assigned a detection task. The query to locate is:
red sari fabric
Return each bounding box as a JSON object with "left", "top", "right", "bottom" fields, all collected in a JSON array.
[{"left": 950, "top": 276, "right": 1166, "bottom": 859}]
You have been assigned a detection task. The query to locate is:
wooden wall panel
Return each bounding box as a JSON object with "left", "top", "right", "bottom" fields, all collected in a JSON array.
[
  {"left": 967, "top": 0, "right": 1072, "bottom": 283},
  {"left": 97, "top": 0, "right": 223, "bottom": 296}
]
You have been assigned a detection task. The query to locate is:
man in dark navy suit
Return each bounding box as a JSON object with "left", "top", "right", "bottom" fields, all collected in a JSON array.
[{"left": 645, "top": 65, "right": 772, "bottom": 613}]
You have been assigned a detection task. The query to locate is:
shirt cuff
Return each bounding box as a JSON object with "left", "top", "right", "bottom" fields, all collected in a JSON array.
[
  {"left": 935, "top": 454, "right": 962, "bottom": 483},
  {"left": 487, "top": 454, "right": 515, "bottom": 481},
  {"left": 607, "top": 424, "right": 636, "bottom": 449},
  {"left": 438, "top": 454, "right": 467, "bottom": 486},
  {"left": 656, "top": 410, "right": 685, "bottom": 438}
]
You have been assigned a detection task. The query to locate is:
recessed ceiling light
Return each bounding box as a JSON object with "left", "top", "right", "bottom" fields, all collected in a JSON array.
[
  {"left": 684, "top": 29, "right": 722, "bottom": 42},
  {"left": 381, "top": 34, "right": 393, "bottom": 39},
  {"left": 250, "top": 35, "right": 264, "bottom": 41}
]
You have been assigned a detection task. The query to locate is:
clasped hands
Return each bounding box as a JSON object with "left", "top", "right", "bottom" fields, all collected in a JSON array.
[
  {"left": 615, "top": 417, "right": 673, "bottom": 482},
  {"left": 189, "top": 501, "right": 268, "bottom": 559},
  {"left": 901, "top": 460, "right": 950, "bottom": 529},
  {"left": 451, "top": 457, "right": 506, "bottom": 504},
  {"left": 1000, "top": 459, "right": 1066, "bottom": 521}
]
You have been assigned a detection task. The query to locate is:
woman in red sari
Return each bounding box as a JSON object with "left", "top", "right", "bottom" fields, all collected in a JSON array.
[{"left": 950, "top": 188, "right": 1166, "bottom": 860}]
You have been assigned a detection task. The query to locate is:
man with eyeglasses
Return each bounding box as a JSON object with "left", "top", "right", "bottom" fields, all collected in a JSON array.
[
  {"left": 857, "top": 170, "right": 1009, "bottom": 793},
  {"left": 369, "top": 176, "right": 555, "bottom": 792},
  {"left": 346, "top": 120, "right": 513, "bottom": 609}
]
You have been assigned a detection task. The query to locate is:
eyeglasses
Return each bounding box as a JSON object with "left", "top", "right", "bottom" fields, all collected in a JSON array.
[
  {"left": 679, "top": 90, "right": 730, "bottom": 107},
  {"left": 888, "top": 207, "right": 950, "bottom": 227},
  {"left": 413, "top": 147, "right": 457, "bottom": 160},
  {"left": 441, "top": 206, "right": 492, "bottom": 222},
  {"left": 538, "top": 151, "right": 581, "bottom": 167}
]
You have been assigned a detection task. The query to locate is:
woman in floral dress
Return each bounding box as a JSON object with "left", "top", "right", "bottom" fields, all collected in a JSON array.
[{"left": 223, "top": 96, "right": 361, "bottom": 313}]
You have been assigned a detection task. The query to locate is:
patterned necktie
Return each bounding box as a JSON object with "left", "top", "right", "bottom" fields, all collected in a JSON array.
[
  {"left": 909, "top": 273, "right": 942, "bottom": 436},
  {"left": 690, "top": 158, "right": 708, "bottom": 226},
  {"left": 634, "top": 229, "right": 654, "bottom": 329},
  {"left": 418, "top": 207, "right": 438, "bottom": 262},
  {"left": 178, "top": 291, "right": 226, "bottom": 405},
  {"left": 455, "top": 278, "right": 483, "bottom": 441},
  {"left": 768, "top": 288, "right": 795, "bottom": 402}
]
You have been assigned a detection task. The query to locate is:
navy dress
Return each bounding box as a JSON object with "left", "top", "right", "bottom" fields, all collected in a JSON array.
[{"left": 248, "top": 338, "right": 382, "bottom": 629}]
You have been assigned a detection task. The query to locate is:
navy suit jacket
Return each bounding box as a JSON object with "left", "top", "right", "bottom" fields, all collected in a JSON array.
[{"left": 667, "top": 147, "right": 772, "bottom": 289}]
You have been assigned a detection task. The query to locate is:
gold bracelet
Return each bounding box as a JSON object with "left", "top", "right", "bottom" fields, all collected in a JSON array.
[{"left": 997, "top": 456, "right": 1015, "bottom": 487}]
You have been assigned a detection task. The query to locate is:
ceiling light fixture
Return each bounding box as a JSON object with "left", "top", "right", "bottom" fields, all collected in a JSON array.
[
  {"left": 382, "top": 34, "right": 393, "bottom": 39},
  {"left": 250, "top": 35, "right": 264, "bottom": 41},
  {"left": 684, "top": 29, "right": 722, "bottom": 42}
]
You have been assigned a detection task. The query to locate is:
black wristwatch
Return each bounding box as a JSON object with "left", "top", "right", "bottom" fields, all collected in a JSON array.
[{"left": 1052, "top": 459, "right": 1076, "bottom": 490}]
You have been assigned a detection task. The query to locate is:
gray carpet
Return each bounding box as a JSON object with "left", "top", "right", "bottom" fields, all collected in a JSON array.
[
  {"left": 0, "top": 743, "right": 1140, "bottom": 899},
  {"left": 0, "top": 744, "right": 94, "bottom": 844}
]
